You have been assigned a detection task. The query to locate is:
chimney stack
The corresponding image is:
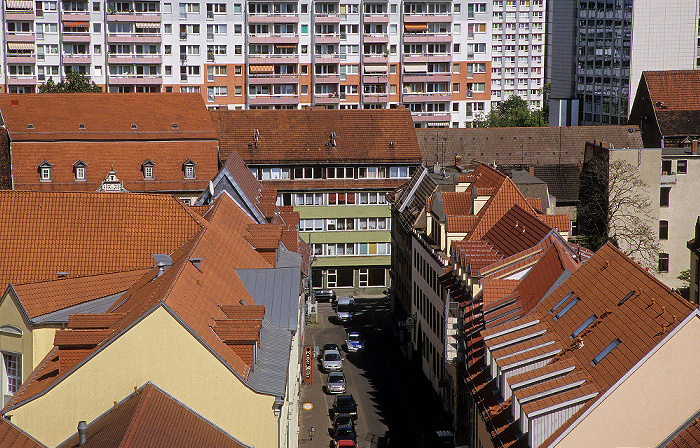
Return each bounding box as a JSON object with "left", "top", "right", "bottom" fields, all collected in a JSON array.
[
  {"left": 78, "top": 421, "right": 87, "bottom": 445},
  {"left": 692, "top": 139, "right": 698, "bottom": 155},
  {"left": 454, "top": 154, "right": 462, "bottom": 167}
]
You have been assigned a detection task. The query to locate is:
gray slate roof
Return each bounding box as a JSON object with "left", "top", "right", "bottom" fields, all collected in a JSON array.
[
  {"left": 246, "top": 320, "right": 292, "bottom": 397},
  {"left": 32, "top": 292, "right": 124, "bottom": 324},
  {"left": 236, "top": 266, "right": 301, "bottom": 331}
]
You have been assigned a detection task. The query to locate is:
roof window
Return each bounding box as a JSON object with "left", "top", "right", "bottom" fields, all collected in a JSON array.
[
  {"left": 38, "top": 160, "right": 53, "bottom": 182},
  {"left": 550, "top": 291, "right": 574, "bottom": 315},
  {"left": 618, "top": 290, "right": 635, "bottom": 306},
  {"left": 591, "top": 338, "right": 621, "bottom": 366},
  {"left": 571, "top": 314, "right": 596, "bottom": 339},
  {"left": 79, "top": 123, "right": 85, "bottom": 129},
  {"left": 554, "top": 296, "right": 579, "bottom": 321},
  {"left": 131, "top": 123, "right": 137, "bottom": 129},
  {"left": 172, "top": 123, "right": 178, "bottom": 129},
  {"left": 27, "top": 123, "right": 34, "bottom": 129}
]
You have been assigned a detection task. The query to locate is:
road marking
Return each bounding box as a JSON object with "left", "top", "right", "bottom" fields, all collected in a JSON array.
[{"left": 303, "top": 402, "right": 313, "bottom": 410}]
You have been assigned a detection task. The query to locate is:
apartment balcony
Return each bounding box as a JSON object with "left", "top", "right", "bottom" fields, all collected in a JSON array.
[
  {"left": 108, "top": 74, "right": 163, "bottom": 85},
  {"left": 314, "top": 54, "right": 341, "bottom": 63},
  {"left": 248, "top": 94, "right": 300, "bottom": 105},
  {"left": 363, "top": 33, "right": 389, "bottom": 44},
  {"left": 314, "top": 73, "right": 340, "bottom": 83},
  {"left": 402, "top": 53, "right": 451, "bottom": 63},
  {"left": 62, "top": 31, "right": 91, "bottom": 42},
  {"left": 362, "top": 92, "right": 388, "bottom": 103},
  {"left": 362, "top": 55, "right": 388, "bottom": 64},
  {"left": 5, "top": 32, "right": 35, "bottom": 42},
  {"left": 248, "top": 34, "right": 299, "bottom": 44},
  {"left": 107, "top": 32, "right": 161, "bottom": 43},
  {"left": 61, "top": 11, "right": 90, "bottom": 20},
  {"left": 315, "top": 33, "right": 341, "bottom": 44},
  {"left": 7, "top": 54, "right": 35, "bottom": 63},
  {"left": 5, "top": 9, "right": 34, "bottom": 20},
  {"left": 404, "top": 13, "right": 452, "bottom": 23},
  {"left": 106, "top": 11, "right": 162, "bottom": 22},
  {"left": 402, "top": 73, "right": 451, "bottom": 83},
  {"left": 248, "top": 73, "right": 299, "bottom": 84},
  {"left": 107, "top": 54, "right": 163, "bottom": 64},
  {"left": 660, "top": 173, "right": 676, "bottom": 185},
  {"left": 6, "top": 75, "right": 38, "bottom": 85},
  {"left": 62, "top": 53, "right": 92, "bottom": 64},
  {"left": 363, "top": 13, "right": 389, "bottom": 23},
  {"left": 403, "top": 33, "right": 452, "bottom": 43},
  {"left": 314, "top": 13, "right": 341, "bottom": 23},
  {"left": 411, "top": 112, "right": 451, "bottom": 124},
  {"left": 362, "top": 74, "right": 388, "bottom": 83},
  {"left": 249, "top": 55, "right": 299, "bottom": 64},
  {"left": 402, "top": 92, "right": 451, "bottom": 102},
  {"left": 314, "top": 93, "right": 340, "bottom": 104},
  {"left": 248, "top": 13, "right": 299, "bottom": 23}
]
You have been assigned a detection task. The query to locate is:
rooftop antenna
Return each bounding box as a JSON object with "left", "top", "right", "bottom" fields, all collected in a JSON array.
[
  {"left": 253, "top": 129, "right": 260, "bottom": 148},
  {"left": 329, "top": 131, "right": 336, "bottom": 147}
]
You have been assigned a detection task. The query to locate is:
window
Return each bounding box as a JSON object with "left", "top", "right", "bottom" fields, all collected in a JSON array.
[
  {"left": 2, "top": 352, "right": 21, "bottom": 394},
  {"left": 659, "top": 220, "right": 668, "bottom": 240},
  {"left": 660, "top": 187, "right": 670, "bottom": 207},
  {"left": 591, "top": 338, "right": 620, "bottom": 366},
  {"left": 662, "top": 160, "right": 672, "bottom": 174},
  {"left": 677, "top": 160, "right": 687, "bottom": 174},
  {"left": 659, "top": 253, "right": 669, "bottom": 273},
  {"left": 73, "top": 160, "right": 87, "bottom": 181},
  {"left": 359, "top": 268, "right": 385, "bottom": 286},
  {"left": 183, "top": 159, "right": 196, "bottom": 179},
  {"left": 38, "top": 161, "right": 52, "bottom": 181}
]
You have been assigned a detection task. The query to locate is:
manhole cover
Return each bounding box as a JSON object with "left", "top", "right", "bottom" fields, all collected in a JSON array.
[{"left": 302, "top": 402, "right": 313, "bottom": 410}]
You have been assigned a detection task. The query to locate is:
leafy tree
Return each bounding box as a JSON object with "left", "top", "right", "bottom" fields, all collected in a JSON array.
[
  {"left": 677, "top": 269, "right": 690, "bottom": 288},
  {"left": 39, "top": 71, "right": 102, "bottom": 93},
  {"left": 471, "top": 94, "right": 548, "bottom": 128}
]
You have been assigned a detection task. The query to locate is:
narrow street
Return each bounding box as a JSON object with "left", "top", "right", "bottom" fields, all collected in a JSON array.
[{"left": 299, "top": 297, "right": 449, "bottom": 448}]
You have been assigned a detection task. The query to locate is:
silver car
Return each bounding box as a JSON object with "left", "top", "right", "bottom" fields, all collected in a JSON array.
[
  {"left": 326, "top": 372, "right": 346, "bottom": 394},
  {"left": 322, "top": 349, "right": 343, "bottom": 372}
]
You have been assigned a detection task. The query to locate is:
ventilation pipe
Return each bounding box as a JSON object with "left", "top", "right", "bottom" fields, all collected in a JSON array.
[{"left": 78, "top": 421, "right": 87, "bottom": 445}]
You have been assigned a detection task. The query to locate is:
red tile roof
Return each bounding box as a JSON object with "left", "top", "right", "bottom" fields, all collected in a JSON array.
[
  {"left": 445, "top": 215, "right": 477, "bottom": 233},
  {"left": 10, "top": 141, "right": 219, "bottom": 193},
  {"left": 481, "top": 204, "right": 552, "bottom": 257},
  {"left": 641, "top": 70, "right": 700, "bottom": 112},
  {"left": 441, "top": 192, "right": 472, "bottom": 215},
  {"left": 56, "top": 383, "right": 246, "bottom": 448},
  {"left": 10, "top": 270, "right": 148, "bottom": 319},
  {"left": 210, "top": 108, "right": 422, "bottom": 163},
  {"left": 666, "top": 416, "right": 700, "bottom": 448},
  {"left": 0, "top": 191, "right": 206, "bottom": 287},
  {"left": 539, "top": 214, "right": 570, "bottom": 232},
  {"left": 0, "top": 419, "right": 45, "bottom": 448},
  {"left": 0, "top": 93, "right": 218, "bottom": 141}
]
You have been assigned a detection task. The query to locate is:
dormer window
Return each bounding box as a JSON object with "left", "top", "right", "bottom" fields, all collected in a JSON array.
[
  {"left": 38, "top": 160, "right": 52, "bottom": 182},
  {"left": 183, "top": 159, "right": 196, "bottom": 179},
  {"left": 141, "top": 159, "right": 155, "bottom": 180},
  {"left": 73, "top": 160, "right": 87, "bottom": 181}
]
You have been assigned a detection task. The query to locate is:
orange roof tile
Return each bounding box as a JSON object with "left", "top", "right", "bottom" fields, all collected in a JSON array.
[
  {"left": 56, "top": 383, "right": 246, "bottom": 448},
  {"left": 0, "top": 93, "right": 218, "bottom": 141},
  {"left": 0, "top": 419, "right": 45, "bottom": 448},
  {"left": 445, "top": 215, "right": 477, "bottom": 233},
  {"left": 540, "top": 214, "right": 571, "bottom": 232},
  {"left": 0, "top": 191, "right": 206, "bottom": 287},
  {"left": 481, "top": 204, "right": 552, "bottom": 257},
  {"left": 441, "top": 192, "right": 472, "bottom": 215},
  {"left": 210, "top": 108, "right": 422, "bottom": 163}
]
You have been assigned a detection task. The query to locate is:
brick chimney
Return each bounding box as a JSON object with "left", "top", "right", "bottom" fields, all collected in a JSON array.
[
  {"left": 692, "top": 139, "right": 698, "bottom": 155},
  {"left": 455, "top": 154, "right": 462, "bottom": 166},
  {"left": 528, "top": 166, "right": 535, "bottom": 175}
]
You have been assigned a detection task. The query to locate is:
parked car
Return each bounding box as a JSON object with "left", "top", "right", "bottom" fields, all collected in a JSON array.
[
  {"left": 334, "top": 440, "right": 356, "bottom": 448},
  {"left": 332, "top": 414, "right": 355, "bottom": 433},
  {"left": 321, "top": 349, "right": 343, "bottom": 372},
  {"left": 332, "top": 394, "right": 357, "bottom": 418},
  {"left": 336, "top": 297, "right": 355, "bottom": 322},
  {"left": 345, "top": 331, "right": 364, "bottom": 352},
  {"left": 333, "top": 425, "right": 357, "bottom": 443},
  {"left": 323, "top": 343, "right": 340, "bottom": 356},
  {"left": 326, "top": 372, "right": 346, "bottom": 394},
  {"left": 314, "top": 289, "right": 336, "bottom": 303}
]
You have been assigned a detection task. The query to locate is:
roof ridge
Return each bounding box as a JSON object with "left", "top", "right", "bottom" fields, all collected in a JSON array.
[
  {"left": 118, "top": 384, "right": 152, "bottom": 448},
  {"left": 11, "top": 268, "right": 150, "bottom": 287}
]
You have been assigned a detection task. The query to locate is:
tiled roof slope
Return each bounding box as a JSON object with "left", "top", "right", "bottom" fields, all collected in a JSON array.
[
  {"left": 665, "top": 415, "right": 700, "bottom": 448},
  {"left": 533, "top": 165, "right": 582, "bottom": 204},
  {"left": 10, "top": 269, "right": 148, "bottom": 319},
  {"left": 4, "top": 193, "right": 285, "bottom": 410},
  {"left": 638, "top": 70, "right": 700, "bottom": 137},
  {"left": 0, "top": 419, "right": 45, "bottom": 448},
  {"left": 11, "top": 141, "right": 218, "bottom": 193},
  {"left": 0, "top": 94, "right": 217, "bottom": 141},
  {"left": 0, "top": 191, "right": 206, "bottom": 286},
  {"left": 210, "top": 108, "right": 422, "bottom": 163},
  {"left": 57, "top": 383, "right": 245, "bottom": 448},
  {"left": 416, "top": 126, "right": 643, "bottom": 167},
  {"left": 481, "top": 204, "right": 552, "bottom": 257}
]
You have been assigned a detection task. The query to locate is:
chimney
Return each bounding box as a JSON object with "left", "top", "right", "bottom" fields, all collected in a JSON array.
[
  {"left": 454, "top": 154, "right": 462, "bottom": 166},
  {"left": 78, "top": 421, "right": 87, "bottom": 446},
  {"left": 528, "top": 166, "right": 534, "bottom": 175},
  {"left": 692, "top": 139, "right": 698, "bottom": 155}
]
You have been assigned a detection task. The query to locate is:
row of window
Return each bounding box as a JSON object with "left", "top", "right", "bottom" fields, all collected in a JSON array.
[
  {"left": 413, "top": 281, "right": 444, "bottom": 342},
  {"left": 311, "top": 267, "right": 386, "bottom": 289},
  {"left": 37, "top": 159, "right": 196, "bottom": 182},
  {"left": 310, "top": 242, "right": 390, "bottom": 256},
  {"left": 256, "top": 166, "right": 414, "bottom": 181},
  {"left": 276, "top": 191, "right": 389, "bottom": 207},
  {"left": 414, "top": 247, "right": 442, "bottom": 297},
  {"left": 300, "top": 217, "right": 390, "bottom": 232}
]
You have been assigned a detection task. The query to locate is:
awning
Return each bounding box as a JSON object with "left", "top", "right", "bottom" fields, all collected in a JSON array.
[
  {"left": 63, "top": 21, "right": 89, "bottom": 27},
  {"left": 363, "top": 65, "right": 387, "bottom": 74},
  {"left": 427, "top": 121, "right": 449, "bottom": 127},
  {"left": 249, "top": 65, "right": 274, "bottom": 73},
  {"left": 6, "top": 0, "right": 33, "bottom": 9},
  {"left": 405, "top": 23, "right": 428, "bottom": 32},
  {"left": 7, "top": 42, "right": 34, "bottom": 50},
  {"left": 135, "top": 22, "right": 160, "bottom": 29},
  {"left": 403, "top": 63, "right": 428, "bottom": 73}
]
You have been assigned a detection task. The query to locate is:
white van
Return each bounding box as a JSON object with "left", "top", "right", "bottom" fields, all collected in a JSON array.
[{"left": 336, "top": 297, "right": 355, "bottom": 322}]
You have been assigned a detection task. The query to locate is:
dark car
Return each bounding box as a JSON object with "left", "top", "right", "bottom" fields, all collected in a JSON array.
[
  {"left": 333, "top": 425, "right": 357, "bottom": 443},
  {"left": 314, "top": 289, "right": 336, "bottom": 303},
  {"left": 332, "top": 394, "right": 357, "bottom": 418},
  {"left": 332, "top": 414, "right": 355, "bottom": 433}
]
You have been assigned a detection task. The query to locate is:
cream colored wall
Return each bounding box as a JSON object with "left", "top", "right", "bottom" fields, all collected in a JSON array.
[
  {"left": 7, "top": 306, "right": 278, "bottom": 448},
  {"left": 553, "top": 315, "right": 700, "bottom": 448},
  {"left": 0, "top": 291, "right": 33, "bottom": 384},
  {"left": 32, "top": 328, "right": 59, "bottom": 368}
]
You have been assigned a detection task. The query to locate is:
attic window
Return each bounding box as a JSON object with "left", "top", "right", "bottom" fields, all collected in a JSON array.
[
  {"left": 79, "top": 123, "right": 85, "bottom": 129},
  {"left": 141, "top": 159, "right": 155, "bottom": 180},
  {"left": 591, "top": 338, "right": 621, "bottom": 366},
  {"left": 73, "top": 160, "right": 87, "bottom": 181},
  {"left": 172, "top": 123, "right": 178, "bottom": 129},
  {"left": 183, "top": 159, "right": 196, "bottom": 179},
  {"left": 550, "top": 291, "right": 574, "bottom": 315},
  {"left": 617, "top": 290, "right": 635, "bottom": 306},
  {"left": 27, "top": 123, "right": 34, "bottom": 129},
  {"left": 553, "top": 296, "right": 579, "bottom": 321},
  {"left": 131, "top": 123, "right": 137, "bottom": 129},
  {"left": 571, "top": 314, "right": 596, "bottom": 339},
  {"left": 38, "top": 161, "right": 53, "bottom": 182}
]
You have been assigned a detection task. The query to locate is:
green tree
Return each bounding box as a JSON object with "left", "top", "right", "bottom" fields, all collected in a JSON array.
[
  {"left": 678, "top": 269, "right": 690, "bottom": 288},
  {"left": 39, "top": 71, "right": 102, "bottom": 93},
  {"left": 471, "top": 94, "right": 548, "bottom": 128}
]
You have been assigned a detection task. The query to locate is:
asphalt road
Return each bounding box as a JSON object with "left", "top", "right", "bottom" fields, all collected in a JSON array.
[{"left": 299, "top": 297, "right": 449, "bottom": 448}]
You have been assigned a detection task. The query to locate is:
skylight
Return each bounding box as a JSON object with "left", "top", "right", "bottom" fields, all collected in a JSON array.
[
  {"left": 571, "top": 315, "right": 597, "bottom": 339},
  {"left": 618, "top": 290, "right": 635, "bottom": 306},
  {"left": 554, "top": 296, "right": 579, "bottom": 320},
  {"left": 591, "top": 338, "right": 621, "bottom": 366},
  {"left": 550, "top": 291, "right": 574, "bottom": 315}
]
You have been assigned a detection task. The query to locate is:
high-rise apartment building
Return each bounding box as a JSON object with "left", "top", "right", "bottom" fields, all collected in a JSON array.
[
  {"left": 548, "top": 0, "right": 698, "bottom": 126},
  {"left": 1, "top": 0, "right": 545, "bottom": 127}
]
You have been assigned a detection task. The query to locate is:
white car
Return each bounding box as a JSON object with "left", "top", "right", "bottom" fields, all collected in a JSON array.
[
  {"left": 322, "top": 349, "right": 343, "bottom": 372},
  {"left": 326, "top": 372, "right": 346, "bottom": 394}
]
